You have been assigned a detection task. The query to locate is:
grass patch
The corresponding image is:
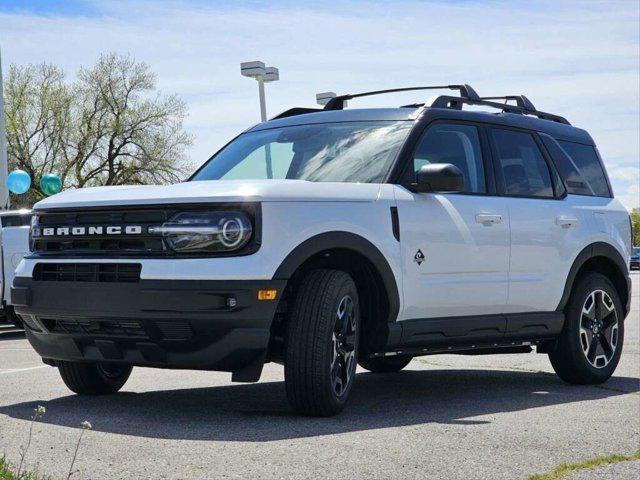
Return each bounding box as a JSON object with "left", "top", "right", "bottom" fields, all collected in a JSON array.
[
  {"left": 528, "top": 449, "right": 640, "bottom": 480},
  {"left": 0, "top": 456, "right": 48, "bottom": 480}
]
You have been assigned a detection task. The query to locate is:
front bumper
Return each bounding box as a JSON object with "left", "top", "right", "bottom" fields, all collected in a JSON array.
[{"left": 12, "top": 277, "right": 286, "bottom": 382}]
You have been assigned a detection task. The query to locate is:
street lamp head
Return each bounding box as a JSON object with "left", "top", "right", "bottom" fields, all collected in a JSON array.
[
  {"left": 264, "top": 67, "right": 279, "bottom": 83},
  {"left": 316, "top": 92, "right": 337, "bottom": 106},
  {"left": 240, "top": 61, "right": 266, "bottom": 78}
]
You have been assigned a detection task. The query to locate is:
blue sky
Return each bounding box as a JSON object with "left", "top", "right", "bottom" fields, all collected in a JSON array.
[{"left": 1, "top": 0, "right": 638, "bottom": 209}]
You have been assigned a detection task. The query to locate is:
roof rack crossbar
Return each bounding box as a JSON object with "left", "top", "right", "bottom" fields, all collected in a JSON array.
[
  {"left": 430, "top": 95, "right": 570, "bottom": 125},
  {"left": 323, "top": 84, "right": 480, "bottom": 110},
  {"left": 480, "top": 95, "right": 536, "bottom": 111}
]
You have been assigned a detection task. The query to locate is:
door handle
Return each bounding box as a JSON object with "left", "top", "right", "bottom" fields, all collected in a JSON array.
[
  {"left": 555, "top": 216, "right": 579, "bottom": 228},
  {"left": 475, "top": 214, "right": 502, "bottom": 225}
]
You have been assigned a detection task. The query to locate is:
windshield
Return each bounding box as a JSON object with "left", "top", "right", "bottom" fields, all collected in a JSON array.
[
  {"left": 634, "top": 247, "right": 640, "bottom": 256},
  {"left": 192, "top": 121, "right": 412, "bottom": 183}
]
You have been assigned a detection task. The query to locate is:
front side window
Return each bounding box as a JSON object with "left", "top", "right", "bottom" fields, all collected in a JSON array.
[
  {"left": 192, "top": 121, "right": 412, "bottom": 183},
  {"left": 491, "top": 129, "right": 553, "bottom": 198},
  {"left": 411, "top": 123, "right": 486, "bottom": 193}
]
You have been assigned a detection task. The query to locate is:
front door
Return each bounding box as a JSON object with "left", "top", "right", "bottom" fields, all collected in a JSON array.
[{"left": 395, "top": 122, "right": 510, "bottom": 322}]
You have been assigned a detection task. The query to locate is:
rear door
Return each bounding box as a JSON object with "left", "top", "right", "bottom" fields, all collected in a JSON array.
[
  {"left": 396, "top": 122, "right": 510, "bottom": 324},
  {"left": 488, "top": 127, "right": 581, "bottom": 314}
]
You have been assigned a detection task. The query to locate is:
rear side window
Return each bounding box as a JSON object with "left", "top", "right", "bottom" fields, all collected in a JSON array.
[
  {"left": 557, "top": 141, "right": 611, "bottom": 197},
  {"left": 491, "top": 129, "right": 554, "bottom": 198},
  {"left": 540, "top": 136, "right": 592, "bottom": 195}
]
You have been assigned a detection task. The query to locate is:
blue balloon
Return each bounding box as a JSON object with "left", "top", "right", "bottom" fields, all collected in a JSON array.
[{"left": 7, "top": 169, "right": 31, "bottom": 195}]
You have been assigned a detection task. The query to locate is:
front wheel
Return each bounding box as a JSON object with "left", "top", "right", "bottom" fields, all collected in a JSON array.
[
  {"left": 549, "top": 272, "right": 624, "bottom": 384},
  {"left": 58, "top": 361, "right": 132, "bottom": 395},
  {"left": 285, "top": 269, "right": 360, "bottom": 416}
]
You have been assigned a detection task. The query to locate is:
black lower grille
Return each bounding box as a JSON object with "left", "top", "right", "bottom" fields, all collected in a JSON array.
[
  {"left": 40, "top": 317, "right": 193, "bottom": 341},
  {"left": 33, "top": 263, "right": 141, "bottom": 283},
  {"left": 43, "top": 318, "right": 147, "bottom": 338},
  {"left": 155, "top": 321, "right": 194, "bottom": 340}
]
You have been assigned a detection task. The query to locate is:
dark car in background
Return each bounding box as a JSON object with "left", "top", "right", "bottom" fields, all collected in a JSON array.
[{"left": 631, "top": 247, "right": 640, "bottom": 270}]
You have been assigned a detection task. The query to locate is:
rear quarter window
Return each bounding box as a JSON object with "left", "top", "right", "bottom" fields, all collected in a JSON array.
[{"left": 557, "top": 141, "right": 611, "bottom": 197}]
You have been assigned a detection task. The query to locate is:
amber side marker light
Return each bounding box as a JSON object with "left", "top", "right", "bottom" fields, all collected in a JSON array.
[{"left": 258, "top": 289, "right": 278, "bottom": 300}]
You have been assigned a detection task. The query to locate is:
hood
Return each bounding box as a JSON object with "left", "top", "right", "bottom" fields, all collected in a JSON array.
[{"left": 33, "top": 179, "right": 382, "bottom": 210}]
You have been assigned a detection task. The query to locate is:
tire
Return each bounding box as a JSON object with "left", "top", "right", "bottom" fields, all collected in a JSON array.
[
  {"left": 285, "top": 269, "right": 360, "bottom": 416},
  {"left": 57, "top": 361, "right": 132, "bottom": 395},
  {"left": 359, "top": 355, "right": 412, "bottom": 373},
  {"left": 549, "top": 272, "right": 624, "bottom": 384}
]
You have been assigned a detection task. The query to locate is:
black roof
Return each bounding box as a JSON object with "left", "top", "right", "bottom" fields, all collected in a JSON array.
[
  {"left": 260, "top": 85, "right": 594, "bottom": 145},
  {"left": 253, "top": 107, "right": 593, "bottom": 145}
]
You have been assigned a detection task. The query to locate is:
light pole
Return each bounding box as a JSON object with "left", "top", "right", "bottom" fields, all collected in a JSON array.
[
  {"left": 240, "top": 61, "right": 279, "bottom": 122},
  {"left": 0, "top": 47, "right": 9, "bottom": 209},
  {"left": 240, "top": 61, "right": 279, "bottom": 178}
]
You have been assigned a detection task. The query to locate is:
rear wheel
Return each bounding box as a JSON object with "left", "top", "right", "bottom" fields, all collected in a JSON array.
[
  {"left": 359, "top": 355, "right": 412, "bottom": 373},
  {"left": 285, "top": 269, "right": 360, "bottom": 416},
  {"left": 57, "top": 361, "right": 132, "bottom": 395},
  {"left": 549, "top": 272, "right": 624, "bottom": 384}
]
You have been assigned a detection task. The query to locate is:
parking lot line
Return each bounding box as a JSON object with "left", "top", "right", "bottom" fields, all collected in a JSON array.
[{"left": 0, "top": 365, "right": 47, "bottom": 375}]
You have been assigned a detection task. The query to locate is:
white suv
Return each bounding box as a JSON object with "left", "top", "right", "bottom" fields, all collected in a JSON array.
[{"left": 12, "top": 86, "right": 632, "bottom": 416}]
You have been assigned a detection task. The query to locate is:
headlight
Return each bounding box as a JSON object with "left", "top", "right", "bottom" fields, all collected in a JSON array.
[{"left": 149, "top": 211, "right": 253, "bottom": 253}]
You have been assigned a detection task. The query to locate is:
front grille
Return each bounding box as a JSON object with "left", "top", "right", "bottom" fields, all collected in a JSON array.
[
  {"left": 33, "top": 263, "right": 141, "bottom": 283},
  {"left": 42, "top": 318, "right": 148, "bottom": 338},
  {"left": 32, "top": 208, "right": 172, "bottom": 257},
  {"left": 29, "top": 204, "right": 260, "bottom": 258}
]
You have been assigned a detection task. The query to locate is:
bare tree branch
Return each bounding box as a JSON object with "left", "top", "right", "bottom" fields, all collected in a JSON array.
[{"left": 4, "top": 53, "right": 194, "bottom": 207}]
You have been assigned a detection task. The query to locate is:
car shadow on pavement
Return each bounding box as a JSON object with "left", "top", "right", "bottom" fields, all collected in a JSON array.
[{"left": 1, "top": 368, "right": 638, "bottom": 442}]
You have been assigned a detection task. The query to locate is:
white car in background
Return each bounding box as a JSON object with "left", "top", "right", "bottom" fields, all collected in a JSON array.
[{"left": 0, "top": 209, "right": 32, "bottom": 329}]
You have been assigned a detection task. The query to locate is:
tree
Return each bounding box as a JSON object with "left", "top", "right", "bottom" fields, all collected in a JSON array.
[
  {"left": 631, "top": 208, "right": 640, "bottom": 246},
  {"left": 4, "top": 53, "right": 193, "bottom": 207}
]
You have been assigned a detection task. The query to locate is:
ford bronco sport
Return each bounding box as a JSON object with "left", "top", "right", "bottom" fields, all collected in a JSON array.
[{"left": 12, "top": 85, "right": 632, "bottom": 416}]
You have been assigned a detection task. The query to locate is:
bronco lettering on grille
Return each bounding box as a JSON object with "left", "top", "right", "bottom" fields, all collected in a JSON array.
[{"left": 39, "top": 225, "right": 143, "bottom": 236}]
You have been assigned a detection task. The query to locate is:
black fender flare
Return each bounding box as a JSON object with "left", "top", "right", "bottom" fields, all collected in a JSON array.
[
  {"left": 556, "top": 242, "right": 630, "bottom": 314},
  {"left": 273, "top": 231, "right": 400, "bottom": 323}
]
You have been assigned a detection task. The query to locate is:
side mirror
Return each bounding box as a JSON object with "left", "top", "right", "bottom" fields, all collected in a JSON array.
[{"left": 409, "top": 163, "right": 464, "bottom": 193}]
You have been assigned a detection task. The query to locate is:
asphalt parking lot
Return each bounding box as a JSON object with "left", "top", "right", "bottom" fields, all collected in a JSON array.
[{"left": 1, "top": 273, "right": 638, "bottom": 480}]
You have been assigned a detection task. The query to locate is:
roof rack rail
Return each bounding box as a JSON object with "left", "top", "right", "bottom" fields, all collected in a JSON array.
[
  {"left": 271, "top": 107, "right": 323, "bottom": 120},
  {"left": 430, "top": 95, "right": 570, "bottom": 125},
  {"left": 323, "top": 84, "right": 480, "bottom": 111}
]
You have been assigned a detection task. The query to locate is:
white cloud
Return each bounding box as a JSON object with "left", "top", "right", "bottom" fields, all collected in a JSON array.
[
  {"left": 616, "top": 182, "right": 639, "bottom": 213},
  {"left": 0, "top": 0, "right": 638, "bottom": 207}
]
